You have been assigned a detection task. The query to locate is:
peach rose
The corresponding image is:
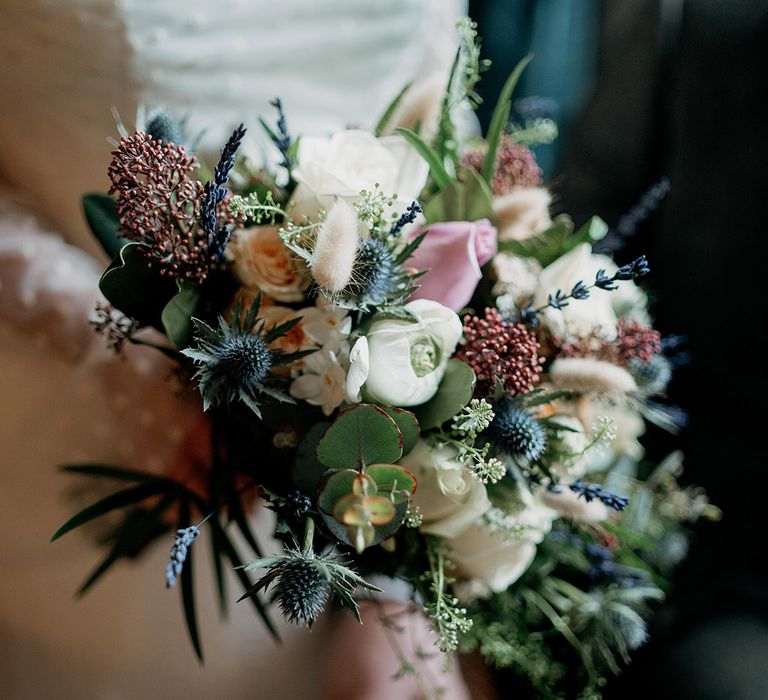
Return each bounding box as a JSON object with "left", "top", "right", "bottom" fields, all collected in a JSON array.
[{"left": 227, "top": 226, "right": 305, "bottom": 302}]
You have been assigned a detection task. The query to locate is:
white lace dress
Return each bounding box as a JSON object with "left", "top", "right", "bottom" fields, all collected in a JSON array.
[{"left": 0, "top": 2, "right": 462, "bottom": 697}]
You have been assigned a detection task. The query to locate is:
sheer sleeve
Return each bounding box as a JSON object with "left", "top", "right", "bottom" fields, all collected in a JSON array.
[{"left": 0, "top": 191, "right": 103, "bottom": 362}]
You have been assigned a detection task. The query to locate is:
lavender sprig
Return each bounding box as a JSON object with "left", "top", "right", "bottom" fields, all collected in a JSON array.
[
  {"left": 165, "top": 513, "right": 213, "bottom": 588},
  {"left": 202, "top": 124, "right": 247, "bottom": 262},
  {"left": 517, "top": 255, "right": 650, "bottom": 325},
  {"left": 569, "top": 478, "right": 629, "bottom": 512},
  {"left": 595, "top": 177, "right": 671, "bottom": 254},
  {"left": 389, "top": 201, "right": 422, "bottom": 236},
  {"left": 259, "top": 97, "right": 294, "bottom": 179}
]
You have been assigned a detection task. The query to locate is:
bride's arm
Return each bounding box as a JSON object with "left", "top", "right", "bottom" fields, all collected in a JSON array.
[{"left": 0, "top": 193, "right": 102, "bottom": 362}]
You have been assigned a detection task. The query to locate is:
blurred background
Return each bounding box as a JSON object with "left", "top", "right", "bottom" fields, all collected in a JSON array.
[{"left": 469, "top": 0, "right": 768, "bottom": 698}]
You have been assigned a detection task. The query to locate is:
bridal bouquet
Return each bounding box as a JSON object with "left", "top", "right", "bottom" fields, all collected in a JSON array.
[{"left": 54, "top": 21, "right": 717, "bottom": 698}]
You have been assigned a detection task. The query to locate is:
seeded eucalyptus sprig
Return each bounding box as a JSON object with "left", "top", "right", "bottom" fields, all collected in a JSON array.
[{"left": 518, "top": 255, "right": 651, "bottom": 326}]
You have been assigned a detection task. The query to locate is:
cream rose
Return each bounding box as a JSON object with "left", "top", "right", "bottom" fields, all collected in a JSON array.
[
  {"left": 289, "top": 130, "right": 429, "bottom": 220},
  {"left": 351, "top": 299, "right": 463, "bottom": 407},
  {"left": 226, "top": 226, "right": 305, "bottom": 302},
  {"left": 446, "top": 483, "right": 555, "bottom": 593},
  {"left": 399, "top": 440, "right": 490, "bottom": 538},
  {"left": 492, "top": 187, "right": 552, "bottom": 242}
]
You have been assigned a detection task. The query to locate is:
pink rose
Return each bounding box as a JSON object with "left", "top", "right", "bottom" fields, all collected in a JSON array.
[{"left": 407, "top": 219, "right": 498, "bottom": 311}]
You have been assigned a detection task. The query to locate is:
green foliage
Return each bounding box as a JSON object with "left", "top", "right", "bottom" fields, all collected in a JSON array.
[
  {"left": 82, "top": 193, "right": 123, "bottom": 259},
  {"left": 422, "top": 168, "right": 493, "bottom": 224},
  {"left": 482, "top": 54, "right": 533, "bottom": 185},
  {"left": 413, "top": 359, "right": 476, "bottom": 430},
  {"left": 291, "top": 421, "right": 331, "bottom": 495},
  {"left": 316, "top": 466, "right": 416, "bottom": 552},
  {"left": 161, "top": 280, "right": 201, "bottom": 348},
  {"left": 99, "top": 242, "right": 177, "bottom": 326},
  {"left": 373, "top": 81, "right": 413, "bottom": 137},
  {"left": 395, "top": 127, "right": 452, "bottom": 190},
  {"left": 315, "top": 404, "right": 403, "bottom": 469},
  {"left": 498, "top": 215, "right": 608, "bottom": 267},
  {"left": 379, "top": 407, "right": 420, "bottom": 456}
]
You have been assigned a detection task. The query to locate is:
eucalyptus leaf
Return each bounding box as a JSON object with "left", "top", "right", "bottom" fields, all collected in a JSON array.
[
  {"left": 316, "top": 404, "right": 403, "bottom": 469},
  {"left": 379, "top": 408, "right": 420, "bottom": 456},
  {"left": 413, "top": 359, "right": 476, "bottom": 430}
]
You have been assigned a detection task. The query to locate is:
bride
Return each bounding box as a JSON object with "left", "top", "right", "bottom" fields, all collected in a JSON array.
[{"left": 0, "top": 1, "right": 475, "bottom": 698}]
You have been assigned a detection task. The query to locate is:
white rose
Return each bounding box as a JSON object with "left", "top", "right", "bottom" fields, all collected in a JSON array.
[
  {"left": 399, "top": 440, "right": 490, "bottom": 538},
  {"left": 445, "top": 483, "right": 555, "bottom": 593},
  {"left": 535, "top": 244, "right": 642, "bottom": 340},
  {"left": 359, "top": 299, "right": 463, "bottom": 407},
  {"left": 447, "top": 527, "right": 538, "bottom": 594},
  {"left": 290, "top": 130, "right": 429, "bottom": 220}
]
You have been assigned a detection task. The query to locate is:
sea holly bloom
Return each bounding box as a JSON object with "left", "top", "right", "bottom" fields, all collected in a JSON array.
[{"left": 182, "top": 294, "right": 315, "bottom": 416}]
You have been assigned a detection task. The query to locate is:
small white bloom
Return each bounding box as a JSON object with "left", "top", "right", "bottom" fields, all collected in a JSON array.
[
  {"left": 399, "top": 440, "right": 491, "bottom": 538},
  {"left": 345, "top": 336, "right": 370, "bottom": 403},
  {"left": 491, "top": 251, "right": 542, "bottom": 303},
  {"left": 290, "top": 350, "right": 347, "bottom": 416},
  {"left": 300, "top": 301, "right": 351, "bottom": 353},
  {"left": 362, "top": 299, "right": 463, "bottom": 407}
]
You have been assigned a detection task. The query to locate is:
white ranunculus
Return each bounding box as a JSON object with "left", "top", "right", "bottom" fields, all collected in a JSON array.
[
  {"left": 535, "top": 244, "right": 643, "bottom": 339},
  {"left": 360, "top": 299, "right": 463, "bottom": 407},
  {"left": 446, "top": 483, "right": 555, "bottom": 593},
  {"left": 399, "top": 440, "right": 491, "bottom": 538},
  {"left": 289, "top": 130, "right": 429, "bottom": 220}
]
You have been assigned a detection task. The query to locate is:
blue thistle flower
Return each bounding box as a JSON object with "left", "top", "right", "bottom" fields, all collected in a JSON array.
[
  {"left": 630, "top": 354, "right": 672, "bottom": 395},
  {"left": 487, "top": 398, "right": 547, "bottom": 462},
  {"left": 182, "top": 294, "right": 315, "bottom": 416},
  {"left": 273, "top": 558, "right": 331, "bottom": 626},
  {"left": 146, "top": 107, "right": 185, "bottom": 146},
  {"left": 239, "top": 520, "right": 380, "bottom": 627},
  {"left": 346, "top": 238, "right": 398, "bottom": 307}
]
